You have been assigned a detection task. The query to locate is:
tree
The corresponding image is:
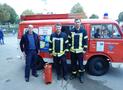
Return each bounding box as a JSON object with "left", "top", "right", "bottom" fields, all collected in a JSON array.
[
  {"left": 21, "top": 9, "right": 34, "bottom": 16},
  {"left": 3, "top": 4, "right": 18, "bottom": 24},
  {"left": 89, "top": 14, "right": 99, "bottom": 19},
  {"left": 0, "top": 4, "right": 10, "bottom": 24},
  {"left": 0, "top": 3, "right": 18, "bottom": 24},
  {"left": 118, "top": 12, "right": 123, "bottom": 22},
  {"left": 70, "top": 3, "right": 87, "bottom": 19}
]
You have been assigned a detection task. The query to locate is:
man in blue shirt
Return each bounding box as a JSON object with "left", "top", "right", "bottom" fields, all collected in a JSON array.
[{"left": 20, "top": 25, "right": 40, "bottom": 82}]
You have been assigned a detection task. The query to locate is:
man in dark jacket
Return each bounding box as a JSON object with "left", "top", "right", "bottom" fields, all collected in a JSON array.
[
  {"left": 20, "top": 25, "right": 40, "bottom": 82},
  {"left": 68, "top": 19, "right": 88, "bottom": 83},
  {"left": 0, "top": 28, "right": 4, "bottom": 45},
  {"left": 49, "top": 23, "right": 69, "bottom": 81}
]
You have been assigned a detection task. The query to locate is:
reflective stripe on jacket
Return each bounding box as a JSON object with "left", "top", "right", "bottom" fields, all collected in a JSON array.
[
  {"left": 68, "top": 27, "right": 88, "bottom": 53},
  {"left": 49, "top": 32, "right": 69, "bottom": 57}
]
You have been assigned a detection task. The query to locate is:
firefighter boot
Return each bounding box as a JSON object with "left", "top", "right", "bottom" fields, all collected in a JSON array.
[
  {"left": 79, "top": 72, "right": 84, "bottom": 83},
  {"left": 70, "top": 71, "right": 77, "bottom": 80},
  {"left": 57, "top": 75, "right": 61, "bottom": 80}
]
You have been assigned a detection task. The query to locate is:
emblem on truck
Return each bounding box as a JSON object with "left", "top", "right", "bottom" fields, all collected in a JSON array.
[{"left": 108, "top": 45, "right": 115, "bottom": 51}]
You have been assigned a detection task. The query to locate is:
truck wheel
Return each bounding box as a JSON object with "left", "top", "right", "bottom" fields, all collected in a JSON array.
[{"left": 86, "top": 57, "right": 109, "bottom": 76}]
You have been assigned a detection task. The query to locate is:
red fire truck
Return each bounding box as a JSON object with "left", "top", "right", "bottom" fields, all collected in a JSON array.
[{"left": 18, "top": 14, "right": 123, "bottom": 76}]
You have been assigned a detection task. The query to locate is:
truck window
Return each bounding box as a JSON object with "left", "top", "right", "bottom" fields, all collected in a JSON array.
[
  {"left": 61, "top": 25, "right": 74, "bottom": 36},
  {"left": 23, "top": 28, "right": 28, "bottom": 34},
  {"left": 112, "top": 25, "right": 121, "bottom": 38},
  {"left": 91, "top": 24, "right": 102, "bottom": 39},
  {"left": 61, "top": 25, "right": 85, "bottom": 36},
  {"left": 91, "top": 24, "right": 121, "bottom": 39},
  {"left": 23, "top": 27, "right": 39, "bottom": 34}
]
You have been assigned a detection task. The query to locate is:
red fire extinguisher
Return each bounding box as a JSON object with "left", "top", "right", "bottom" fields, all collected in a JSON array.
[{"left": 43, "top": 63, "right": 52, "bottom": 84}]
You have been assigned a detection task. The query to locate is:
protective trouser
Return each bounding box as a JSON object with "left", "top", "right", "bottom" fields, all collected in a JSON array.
[
  {"left": 71, "top": 52, "right": 84, "bottom": 75},
  {"left": 53, "top": 55, "right": 67, "bottom": 77}
]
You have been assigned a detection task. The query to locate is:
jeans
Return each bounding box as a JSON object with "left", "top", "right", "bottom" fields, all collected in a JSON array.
[{"left": 25, "top": 50, "right": 37, "bottom": 79}]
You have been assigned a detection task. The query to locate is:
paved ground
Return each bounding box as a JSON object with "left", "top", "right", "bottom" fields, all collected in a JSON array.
[{"left": 0, "top": 35, "right": 123, "bottom": 90}]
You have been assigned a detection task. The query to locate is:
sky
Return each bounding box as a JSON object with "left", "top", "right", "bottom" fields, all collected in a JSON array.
[{"left": 0, "top": 0, "right": 123, "bottom": 19}]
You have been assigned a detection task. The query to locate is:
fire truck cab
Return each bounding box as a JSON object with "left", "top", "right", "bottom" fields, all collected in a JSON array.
[{"left": 18, "top": 14, "right": 123, "bottom": 76}]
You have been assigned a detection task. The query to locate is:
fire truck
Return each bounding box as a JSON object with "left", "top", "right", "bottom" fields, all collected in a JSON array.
[{"left": 18, "top": 14, "right": 123, "bottom": 76}]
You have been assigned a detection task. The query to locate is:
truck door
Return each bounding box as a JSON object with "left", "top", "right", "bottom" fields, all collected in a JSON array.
[{"left": 89, "top": 24, "right": 123, "bottom": 62}]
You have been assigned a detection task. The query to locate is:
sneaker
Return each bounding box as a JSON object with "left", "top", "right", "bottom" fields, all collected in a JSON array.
[
  {"left": 63, "top": 75, "right": 68, "bottom": 81},
  {"left": 25, "top": 78, "right": 29, "bottom": 82}
]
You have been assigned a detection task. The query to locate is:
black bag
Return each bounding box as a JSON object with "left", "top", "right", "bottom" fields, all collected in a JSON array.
[{"left": 36, "top": 55, "right": 46, "bottom": 70}]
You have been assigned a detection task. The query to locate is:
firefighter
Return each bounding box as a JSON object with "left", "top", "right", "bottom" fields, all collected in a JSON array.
[
  {"left": 49, "top": 23, "right": 69, "bottom": 81},
  {"left": 68, "top": 18, "right": 88, "bottom": 83}
]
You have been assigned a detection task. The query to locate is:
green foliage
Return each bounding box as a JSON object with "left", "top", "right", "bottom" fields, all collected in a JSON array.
[
  {"left": 0, "top": 3, "right": 18, "bottom": 24},
  {"left": 70, "top": 3, "right": 87, "bottom": 19},
  {"left": 89, "top": 14, "right": 99, "bottom": 19},
  {"left": 21, "top": 9, "right": 34, "bottom": 16},
  {"left": 0, "top": 4, "right": 10, "bottom": 24},
  {"left": 118, "top": 12, "right": 123, "bottom": 21},
  {"left": 3, "top": 4, "right": 18, "bottom": 24}
]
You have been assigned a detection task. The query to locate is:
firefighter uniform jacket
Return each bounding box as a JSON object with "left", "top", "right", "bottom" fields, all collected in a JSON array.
[
  {"left": 68, "top": 27, "right": 88, "bottom": 53},
  {"left": 49, "top": 32, "right": 69, "bottom": 57}
]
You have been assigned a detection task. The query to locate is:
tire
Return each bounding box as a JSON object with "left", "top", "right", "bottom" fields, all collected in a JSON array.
[{"left": 86, "top": 57, "right": 109, "bottom": 76}]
